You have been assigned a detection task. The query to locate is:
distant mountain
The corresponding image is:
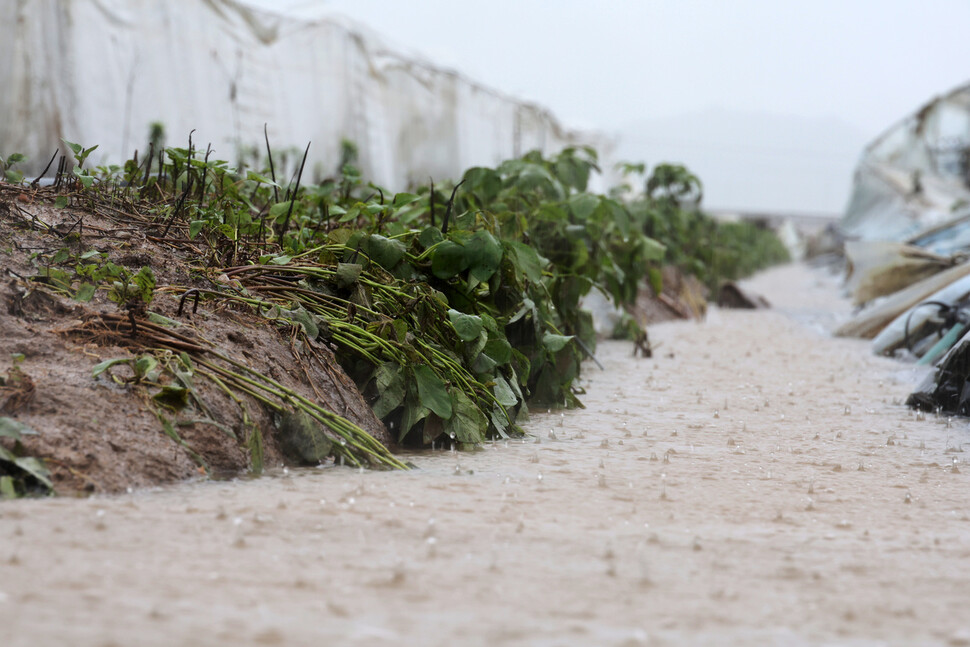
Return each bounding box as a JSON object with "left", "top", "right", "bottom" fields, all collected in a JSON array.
[{"left": 615, "top": 109, "right": 873, "bottom": 215}]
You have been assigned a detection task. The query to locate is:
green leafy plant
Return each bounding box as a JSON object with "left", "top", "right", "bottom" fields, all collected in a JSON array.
[
  {"left": 6, "top": 133, "right": 789, "bottom": 468},
  {"left": 0, "top": 153, "right": 26, "bottom": 184}
]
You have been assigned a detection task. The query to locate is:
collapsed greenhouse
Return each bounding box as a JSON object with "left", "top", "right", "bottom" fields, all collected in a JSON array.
[
  {"left": 835, "top": 81, "right": 970, "bottom": 414},
  {"left": 0, "top": 0, "right": 614, "bottom": 188}
]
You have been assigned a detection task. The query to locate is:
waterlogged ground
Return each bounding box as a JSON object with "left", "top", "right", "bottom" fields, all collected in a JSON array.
[{"left": 3, "top": 263, "right": 970, "bottom": 646}]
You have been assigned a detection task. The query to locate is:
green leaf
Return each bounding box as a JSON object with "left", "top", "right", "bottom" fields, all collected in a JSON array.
[
  {"left": 372, "top": 362, "right": 405, "bottom": 419},
  {"left": 399, "top": 396, "right": 430, "bottom": 443},
  {"left": 542, "top": 333, "right": 573, "bottom": 353},
  {"left": 5, "top": 170, "right": 24, "bottom": 184},
  {"left": 148, "top": 312, "right": 180, "bottom": 327},
  {"left": 471, "top": 352, "right": 499, "bottom": 374},
  {"left": 278, "top": 411, "right": 333, "bottom": 464},
  {"left": 641, "top": 236, "right": 666, "bottom": 261},
  {"left": 246, "top": 171, "right": 280, "bottom": 187},
  {"left": 647, "top": 267, "right": 663, "bottom": 295},
  {"left": 268, "top": 255, "right": 292, "bottom": 265},
  {"left": 74, "top": 283, "right": 96, "bottom": 302},
  {"left": 153, "top": 385, "right": 189, "bottom": 410},
  {"left": 419, "top": 226, "right": 443, "bottom": 249},
  {"left": 12, "top": 456, "right": 53, "bottom": 491},
  {"left": 288, "top": 307, "right": 320, "bottom": 340},
  {"left": 492, "top": 376, "right": 519, "bottom": 408},
  {"left": 507, "top": 241, "right": 545, "bottom": 283},
  {"left": 362, "top": 234, "right": 406, "bottom": 270},
  {"left": 54, "top": 196, "right": 69, "bottom": 209},
  {"left": 131, "top": 266, "right": 155, "bottom": 303},
  {"left": 6, "top": 153, "right": 26, "bottom": 165},
  {"left": 269, "top": 201, "right": 295, "bottom": 220},
  {"left": 508, "top": 298, "right": 535, "bottom": 324},
  {"left": 0, "top": 416, "right": 39, "bottom": 440},
  {"left": 338, "top": 206, "right": 360, "bottom": 223},
  {"left": 555, "top": 155, "right": 591, "bottom": 191},
  {"left": 443, "top": 390, "right": 486, "bottom": 444},
  {"left": 489, "top": 406, "right": 510, "bottom": 438},
  {"left": 0, "top": 475, "right": 15, "bottom": 499},
  {"left": 431, "top": 240, "right": 469, "bottom": 279},
  {"left": 189, "top": 220, "right": 207, "bottom": 239},
  {"left": 448, "top": 309, "right": 483, "bottom": 342},
  {"left": 393, "top": 192, "right": 420, "bottom": 207},
  {"left": 465, "top": 230, "right": 503, "bottom": 282},
  {"left": 134, "top": 355, "right": 158, "bottom": 381},
  {"left": 568, "top": 193, "right": 600, "bottom": 220},
  {"left": 62, "top": 139, "right": 83, "bottom": 155},
  {"left": 483, "top": 337, "right": 512, "bottom": 365},
  {"left": 462, "top": 167, "right": 502, "bottom": 203},
  {"left": 92, "top": 357, "right": 131, "bottom": 378},
  {"left": 336, "top": 262, "right": 362, "bottom": 288},
  {"left": 413, "top": 365, "right": 452, "bottom": 419}
]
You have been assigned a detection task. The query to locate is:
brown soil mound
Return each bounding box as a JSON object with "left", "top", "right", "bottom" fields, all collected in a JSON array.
[
  {"left": 629, "top": 265, "right": 708, "bottom": 324},
  {"left": 0, "top": 184, "right": 387, "bottom": 494}
]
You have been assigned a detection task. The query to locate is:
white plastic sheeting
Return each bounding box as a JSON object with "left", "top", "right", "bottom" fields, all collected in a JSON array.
[
  {"left": 841, "top": 82, "right": 970, "bottom": 241},
  {"left": 0, "top": 0, "right": 612, "bottom": 188}
]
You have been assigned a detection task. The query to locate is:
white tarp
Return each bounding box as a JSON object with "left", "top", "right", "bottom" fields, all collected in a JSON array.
[
  {"left": 0, "top": 0, "right": 613, "bottom": 188},
  {"left": 841, "top": 82, "right": 970, "bottom": 241}
]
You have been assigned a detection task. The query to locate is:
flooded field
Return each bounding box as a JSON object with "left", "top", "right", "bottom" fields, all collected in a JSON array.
[{"left": 3, "top": 263, "right": 970, "bottom": 646}]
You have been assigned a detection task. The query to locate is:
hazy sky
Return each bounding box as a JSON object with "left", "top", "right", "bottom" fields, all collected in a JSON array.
[{"left": 246, "top": 0, "right": 970, "bottom": 211}]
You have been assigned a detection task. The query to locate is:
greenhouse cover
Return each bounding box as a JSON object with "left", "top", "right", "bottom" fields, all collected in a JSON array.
[{"left": 0, "top": 0, "right": 612, "bottom": 188}]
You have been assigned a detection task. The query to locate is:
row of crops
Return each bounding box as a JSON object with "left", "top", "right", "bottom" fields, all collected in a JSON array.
[{"left": 1, "top": 140, "right": 789, "bottom": 473}]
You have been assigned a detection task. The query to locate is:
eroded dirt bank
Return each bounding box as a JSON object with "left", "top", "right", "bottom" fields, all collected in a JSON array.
[{"left": 2, "top": 263, "right": 970, "bottom": 646}]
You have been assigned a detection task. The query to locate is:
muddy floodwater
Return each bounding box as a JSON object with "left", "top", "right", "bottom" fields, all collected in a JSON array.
[{"left": 3, "top": 263, "right": 970, "bottom": 646}]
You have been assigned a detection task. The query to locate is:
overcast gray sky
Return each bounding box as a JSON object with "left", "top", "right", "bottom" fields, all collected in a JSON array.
[{"left": 247, "top": 0, "right": 970, "bottom": 212}]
